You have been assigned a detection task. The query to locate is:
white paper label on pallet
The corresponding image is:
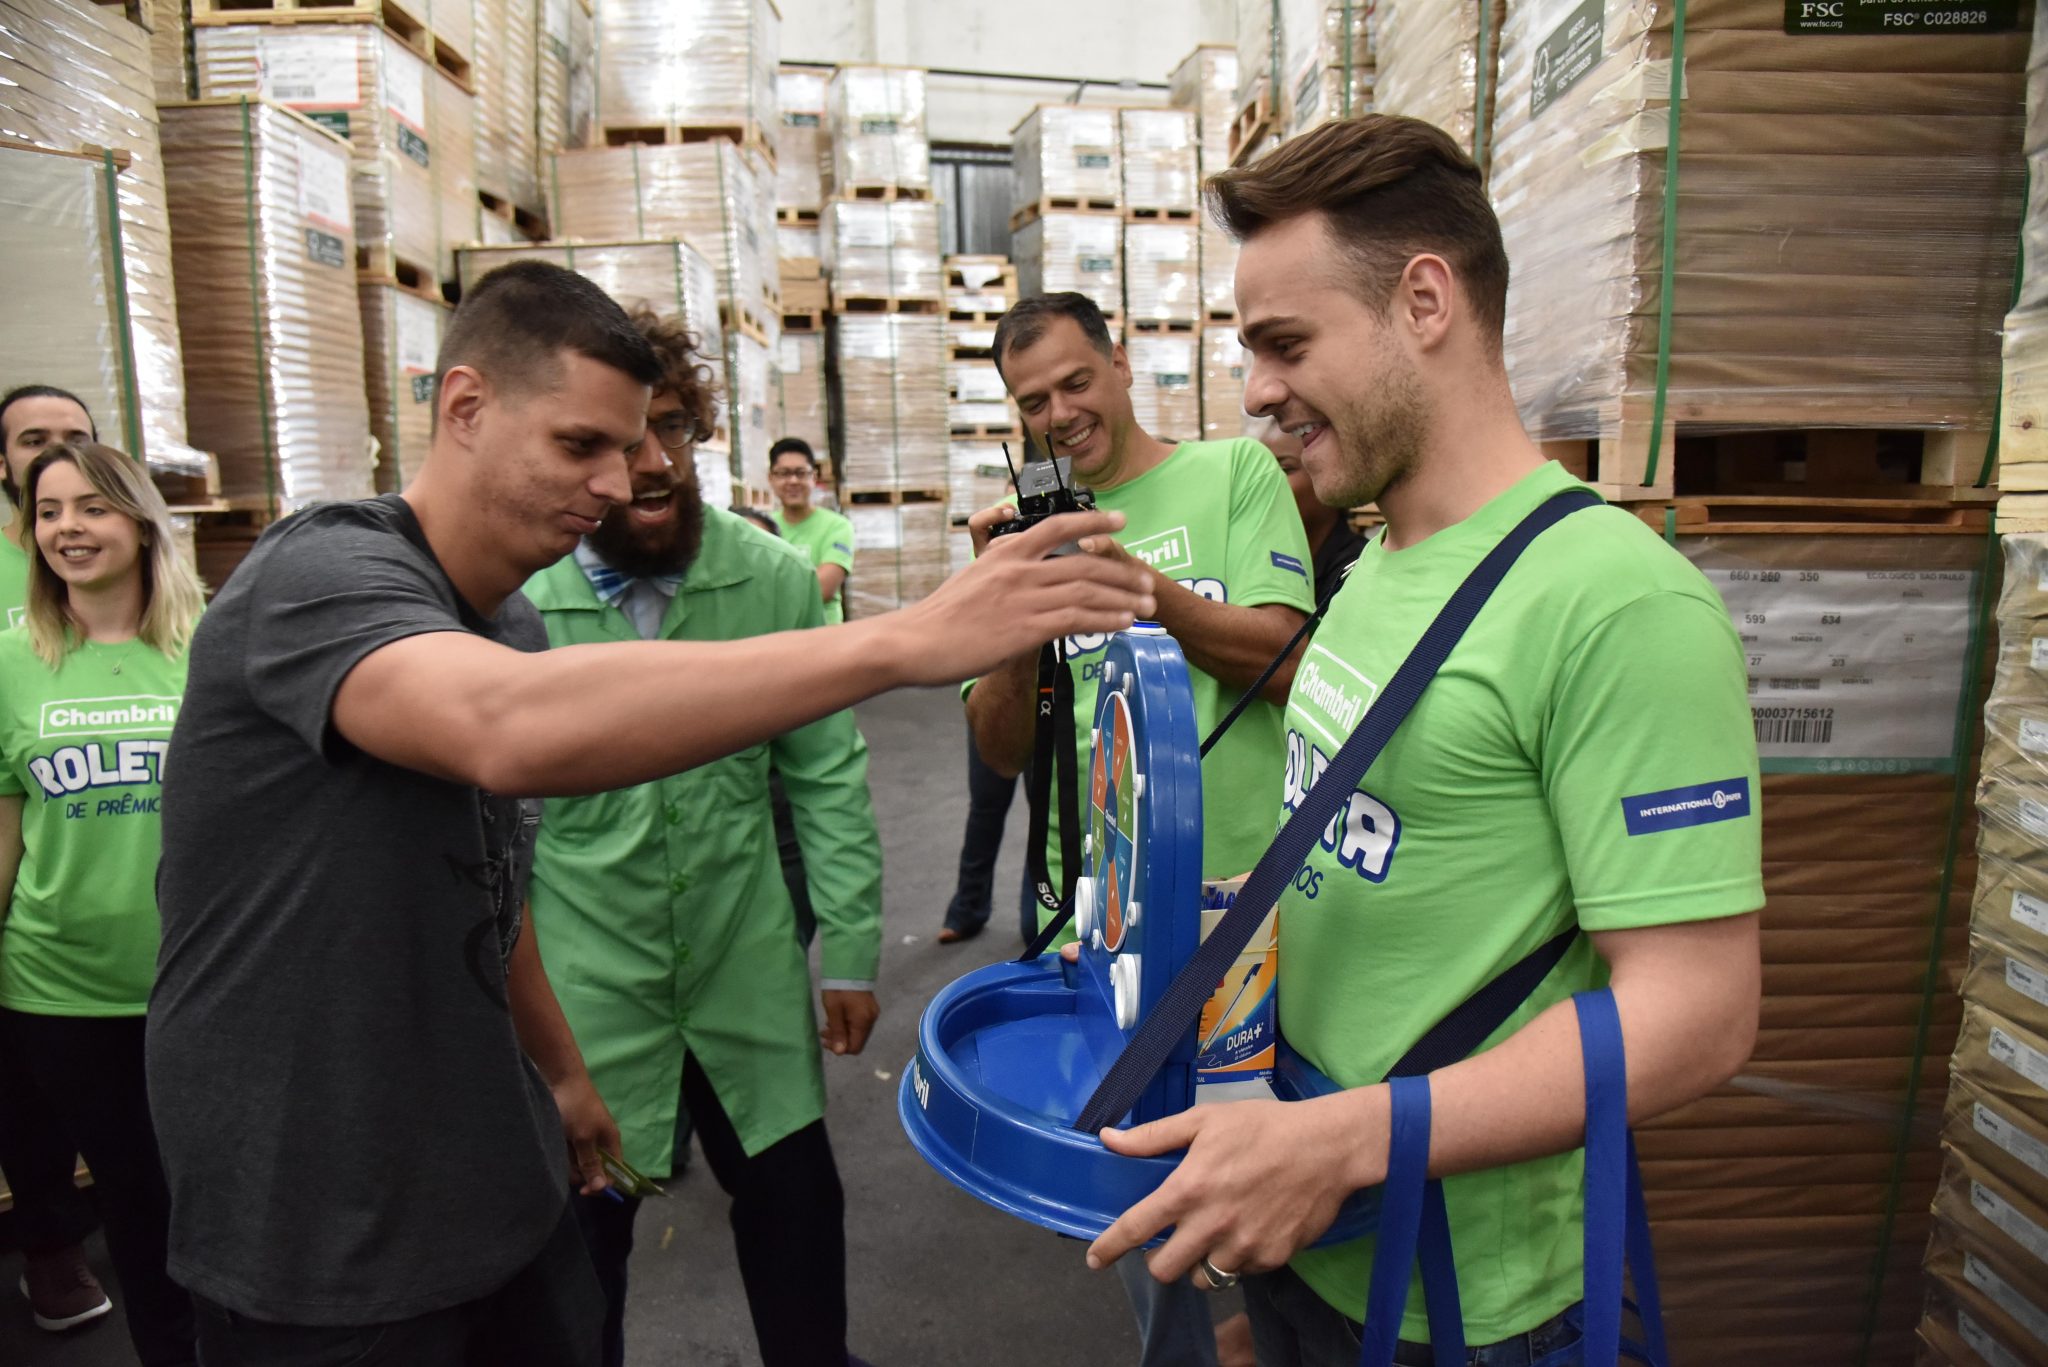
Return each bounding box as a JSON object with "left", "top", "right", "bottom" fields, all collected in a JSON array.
[
  {"left": 382, "top": 36, "right": 428, "bottom": 134},
  {"left": 853, "top": 507, "right": 902, "bottom": 551},
  {"left": 2033, "top": 637, "right": 2048, "bottom": 671},
  {"left": 1960, "top": 1308, "right": 2031, "bottom": 1367},
  {"left": 1128, "top": 225, "right": 1193, "bottom": 263},
  {"left": 2010, "top": 956, "right": 2048, "bottom": 1010},
  {"left": 956, "top": 261, "right": 1005, "bottom": 290},
  {"left": 835, "top": 204, "right": 892, "bottom": 250},
  {"left": 2022, "top": 799, "right": 2048, "bottom": 842},
  {"left": 951, "top": 364, "right": 1009, "bottom": 404},
  {"left": 1699, "top": 564, "right": 1974, "bottom": 770},
  {"left": 394, "top": 293, "right": 441, "bottom": 379},
  {"left": 2023, "top": 719, "right": 2048, "bottom": 755},
  {"left": 257, "top": 30, "right": 363, "bottom": 108},
  {"left": 1976, "top": 1101, "right": 2048, "bottom": 1182},
  {"left": 952, "top": 325, "right": 997, "bottom": 350},
  {"left": 1973, "top": 1180, "right": 2048, "bottom": 1267},
  {"left": 296, "top": 132, "right": 353, "bottom": 234},
  {"left": 1990, "top": 1026, "right": 2048, "bottom": 1094},
  {"left": 1965, "top": 1252, "right": 2048, "bottom": 1346},
  {"left": 2014, "top": 892, "right": 2048, "bottom": 941}
]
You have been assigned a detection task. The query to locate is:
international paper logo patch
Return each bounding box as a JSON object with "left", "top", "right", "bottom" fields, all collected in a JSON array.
[{"left": 1620, "top": 778, "right": 1752, "bottom": 837}]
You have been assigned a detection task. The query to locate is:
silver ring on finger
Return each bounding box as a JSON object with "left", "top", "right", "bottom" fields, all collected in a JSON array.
[{"left": 1199, "top": 1256, "right": 1240, "bottom": 1293}]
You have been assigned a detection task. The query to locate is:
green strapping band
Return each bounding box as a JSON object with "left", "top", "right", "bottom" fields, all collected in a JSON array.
[
  {"left": 1474, "top": 0, "right": 1497, "bottom": 175},
  {"left": 239, "top": 99, "right": 280, "bottom": 519},
  {"left": 1661, "top": 504, "right": 1676, "bottom": 547},
  {"left": 1853, "top": 519, "right": 1998, "bottom": 1366},
  {"left": 713, "top": 145, "right": 742, "bottom": 483},
  {"left": 1642, "top": 0, "right": 1687, "bottom": 488},
  {"left": 1269, "top": 0, "right": 1281, "bottom": 120},
  {"left": 1979, "top": 163, "right": 2031, "bottom": 489},
  {"left": 101, "top": 148, "right": 144, "bottom": 460}
]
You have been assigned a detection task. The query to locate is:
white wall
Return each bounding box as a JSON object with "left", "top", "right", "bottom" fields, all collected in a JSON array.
[{"left": 777, "top": 0, "right": 1235, "bottom": 145}]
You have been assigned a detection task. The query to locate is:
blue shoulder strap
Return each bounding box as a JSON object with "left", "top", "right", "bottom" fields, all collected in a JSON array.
[
  {"left": 1073, "top": 488, "right": 1603, "bottom": 1134},
  {"left": 1359, "top": 989, "right": 1667, "bottom": 1367}
]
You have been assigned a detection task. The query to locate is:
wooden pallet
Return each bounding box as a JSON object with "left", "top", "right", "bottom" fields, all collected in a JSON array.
[
  {"left": 359, "top": 266, "right": 442, "bottom": 306},
  {"left": 1537, "top": 417, "right": 1998, "bottom": 506},
  {"left": 1206, "top": 307, "right": 1239, "bottom": 323},
  {"left": 477, "top": 189, "right": 546, "bottom": 242},
  {"left": 947, "top": 307, "right": 1009, "bottom": 325},
  {"left": 1127, "top": 318, "right": 1198, "bottom": 335},
  {"left": 830, "top": 294, "right": 943, "bottom": 316},
  {"left": 1627, "top": 496, "right": 1992, "bottom": 537},
  {"left": 356, "top": 244, "right": 444, "bottom": 301},
  {"left": 776, "top": 205, "right": 821, "bottom": 225},
  {"left": 845, "top": 486, "right": 947, "bottom": 506},
  {"left": 781, "top": 308, "right": 824, "bottom": 334},
  {"left": 1124, "top": 205, "right": 1197, "bottom": 223},
  {"left": 1010, "top": 197, "right": 1121, "bottom": 231},
  {"left": 831, "top": 183, "right": 932, "bottom": 202},
  {"left": 600, "top": 120, "right": 775, "bottom": 163},
  {"left": 718, "top": 299, "right": 774, "bottom": 347},
  {"left": 950, "top": 422, "right": 1021, "bottom": 439},
  {"left": 1228, "top": 87, "right": 1274, "bottom": 168}
]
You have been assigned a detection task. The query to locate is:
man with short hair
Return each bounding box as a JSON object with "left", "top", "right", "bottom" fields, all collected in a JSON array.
[
  {"left": 146, "top": 260, "right": 1153, "bottom": 1366},
  {"left": 0, "top": 384, "right": 110, "bottom": 1337},
  {"left": 1084, "top": 115, "right": 1763, "bottom": 1365},
  {"left": 526, "top": 308, "right": 881, "bottom": 1367},
  {"left": 966, "top": 291, "right": 1316, "bottom": 1367},
  {"left": 768, "top": 437, "right": 854, "bottom": 623}
]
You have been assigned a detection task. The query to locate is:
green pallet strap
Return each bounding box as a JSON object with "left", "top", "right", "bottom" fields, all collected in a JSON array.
[
  {"left": 101, "top": 148, "right": 144, "bottom": 461},
  {"left": 238, "top": 99, "right": 281, "bottom": 520},
  {"left": 1269, "top": 0, "right": 1282, "bottom": 123},
  {"left": 1854, "top": 518, "right": 1998, "bottom": 1366},
  {"left": 1661, "top": 504, "right": 1676, "bottom": 547},
  {"left": 1642, "top": 0, "right": 1688, "bottom": 490}
]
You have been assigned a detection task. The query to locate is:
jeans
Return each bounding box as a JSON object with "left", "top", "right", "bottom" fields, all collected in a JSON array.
[
  {"left": 0, "top": 1009, "right": 194, "bottom": 1366},
  {"left": 942, "top": 725, "right": 1018, "bottom": 938},
  {"left": 1243, "top": 1264, "right": 1584, "bottom": 1367},
  {"left": 193, "top": 1200, "right": 601, "bottom": 1367},
  {"left": 1116, "top": 1258, "right": 1220, "bottom": 1367},
  {"left": 572, "top": 1052, "right": 849, "bottom": 1367},
  {"left": 0, "top": 1028, "right": 96, "bottom": 1253}
]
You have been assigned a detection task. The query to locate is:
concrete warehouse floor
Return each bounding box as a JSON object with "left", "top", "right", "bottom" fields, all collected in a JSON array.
[{"left": 0, "top": 685, "right": 1239, "bottom": 1366}]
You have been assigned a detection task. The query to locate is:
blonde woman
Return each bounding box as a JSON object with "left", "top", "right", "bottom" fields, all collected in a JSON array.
[{"left": 0, "top": 440, "right": 202, "bottom": 1366}]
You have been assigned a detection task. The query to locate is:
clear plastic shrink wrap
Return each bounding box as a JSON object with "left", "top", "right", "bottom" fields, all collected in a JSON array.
[
  {"left": 358, "top": 280, "right": 449, "bottom": 492},
  {"left": 1012, "top": 106, "right": 1122, "bottom": 208},
  {"left": 822, "top": 200, "right": 942, "bottom": 300},
  {"left": 830, "top": 314, "right": 946, "bottom": 491},
  {"left": 1123, "top": 222, "right": 1201, "bottom": 324},
  {"left": 1, "top": 0, "right": 206, "bottom": 476},
  {"left": 1490, "top": 0, "right": 2027, "bottom": 453},
  {"left": 159, "top": 99, "right": 375, "bottom": 510},
  {"left": 537, "top": 0, "right": 596, "bottom": 154},
  {"left": 1013, "top": 213, "right": 1122, "bottom": 317},
  {"left": 1118, "top": 108, "right": 1198, "bottom": 212},
  {"left": 1372, "top": 0, "right": 1504, "bottom": 160},
  {"left": 472, "top": 0, "right": 540, "bottom": 211},
  {"left": 825, "top": 66, "right": 931, "bottom": 195},
  {"left": 776, "top": 67, "right": 827, "bottom": 210},
  {"left": 593, "top": 0, "right": 778, "bottom": 139}
]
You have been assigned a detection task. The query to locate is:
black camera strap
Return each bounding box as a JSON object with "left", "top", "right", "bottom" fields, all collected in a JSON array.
[{"left": 1018, "top": 639, "right": 1082, "bottom": 961}]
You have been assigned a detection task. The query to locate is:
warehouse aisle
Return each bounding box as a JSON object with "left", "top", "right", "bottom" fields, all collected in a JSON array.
[{"left": 0, "top": 685, "right": 1152, "bottom": 1367}]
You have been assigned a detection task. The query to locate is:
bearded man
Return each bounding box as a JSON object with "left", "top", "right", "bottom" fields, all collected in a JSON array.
[{"left": 521, "top": 307, "right": 883, "bottom": 1367}]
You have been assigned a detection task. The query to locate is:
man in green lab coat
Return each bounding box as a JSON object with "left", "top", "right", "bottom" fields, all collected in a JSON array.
[{"left": 525, "top": 309, "right": 882, "bottom": 1367}]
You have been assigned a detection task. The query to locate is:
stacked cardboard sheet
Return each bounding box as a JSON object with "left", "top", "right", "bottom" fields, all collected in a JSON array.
[
  {"left": 592, "top": 0, "right": 778, "bottom": 143},
  {"left": 358, "top": 278, "right": 448, "bottom": 492},
  {"left": 1124, "top": 331, "right": 1200, "bottom": 445},
  {"left": 1013, "top": 213, "right": 1122, "bottom": 317},
  {"left": 830, "top": 314, "right": 946, "bottom": 492},
  {"left": 821, "top": 200, "right": 941, "bottom": 302},
  {"left": 536, "top": 0, "right": 595, "bottom": 154},
  {"left": 825, "top": 66, "right": 930, "bottom": 197},
  {"left": 1012, "top": 106, "right": 1122, "bottom": 211},
  {"left": 1371, "top": 0, "right": 1502, "bottom": 162},
  {"left": 846, "top": 500, "right": 947, "bottom": 616},
  {"left": 775, "top": 67, "right": 827, "bottom": 211}
]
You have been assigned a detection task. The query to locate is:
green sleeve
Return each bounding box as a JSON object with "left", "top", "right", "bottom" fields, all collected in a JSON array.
[
  {"left": 1544, "top": 591, "right": 1765, "bottom": 931},
  {"left": 770, "top": 572, "right": 883, "bottom": 984},
  {"left": 1223, "top": 441, "right": 1316, "bottom": 612},
  {"left": 819, "top": 512, "right": 855, "bottom": 574}
]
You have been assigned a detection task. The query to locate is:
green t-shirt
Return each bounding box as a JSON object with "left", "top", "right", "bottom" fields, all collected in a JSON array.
[
  {"left": 0, "top": 536, "right": 30, "bottom": 628},
  {"left": 1279, "top": 462, "right": 1764, "bottom": 1340},
  {"left": 1044, "top": 437, "right": 1315, "bottom": 904},
  {"left": 772, "top": 505, "right": 855, "bottom": 624},
  {"left": 0, "top": 630, "right": 186, "bottom": 1015}
]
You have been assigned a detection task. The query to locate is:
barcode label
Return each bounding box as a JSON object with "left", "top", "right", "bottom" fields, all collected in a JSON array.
[
  {"left": 2015, "top": 891, "right": 2048, "bottom": 940},
  {"left": 1754, "top": 715, "right": 1833, "bottom": 745}
]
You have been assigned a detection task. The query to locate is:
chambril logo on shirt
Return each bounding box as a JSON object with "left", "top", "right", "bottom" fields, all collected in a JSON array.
[
  {"left": 1270, "top": 551, "right": 1306, "bottom": 577},
  {"left": 1292, "top": 645, "right": 1377, "bottom": 748},
  {"left": 1620, "top": 777, "right": 1752, "bottom": 837},
  {"left": 40, "top": 695, "right": 181, "bottom": 741},
  {"left": 1123, "top": 525, "right": 1194, "bottom": 577}
]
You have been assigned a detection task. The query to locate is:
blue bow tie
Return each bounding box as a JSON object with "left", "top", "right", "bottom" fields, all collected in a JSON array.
[{"left": 581, "top": 560, "right": 684, "bottom": 607}]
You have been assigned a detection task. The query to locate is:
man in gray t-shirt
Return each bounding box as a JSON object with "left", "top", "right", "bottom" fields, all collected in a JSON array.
[{"left": 147, "top": 264, "right": 1154, "bottom": 1364}]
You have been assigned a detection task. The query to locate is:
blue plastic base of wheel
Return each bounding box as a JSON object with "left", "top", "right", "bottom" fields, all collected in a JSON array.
[{"left": 901, "top": 953, "right": 1380, "bottom": 1246}]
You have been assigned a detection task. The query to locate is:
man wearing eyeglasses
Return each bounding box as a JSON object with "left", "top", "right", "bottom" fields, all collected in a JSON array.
[
  {"left": 767, "top": 438, "right": 854, "bottom": 623},
  {"left": 522, "top": 309, "right": 884, "bottom": 1367}
]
